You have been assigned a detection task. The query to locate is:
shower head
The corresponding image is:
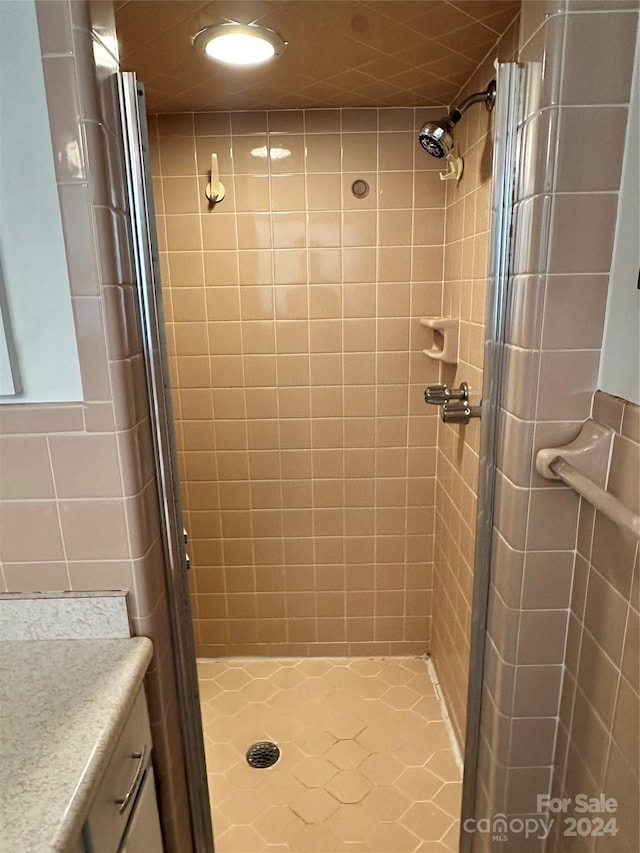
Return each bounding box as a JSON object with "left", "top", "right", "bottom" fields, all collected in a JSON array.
[
  {"left": 418, "top": 79, "right": 496, "bottom": 159},
  {"left": 418, "top": 118, "right": 455, "bottom": 159}
]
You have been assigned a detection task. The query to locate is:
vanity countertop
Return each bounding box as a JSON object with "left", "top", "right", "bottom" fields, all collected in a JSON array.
[{"left": 0, "top": 637, "right": 153, "bottom": 852}]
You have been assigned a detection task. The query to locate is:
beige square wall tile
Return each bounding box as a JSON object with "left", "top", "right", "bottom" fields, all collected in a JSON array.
[
  {"left": 0, "top": 436, "right": 55, "bottom": 500},
  {"left": 49, "top": 434, "right": 123, "bottom": 498},
  {"left": 536, "top": 350, "right": 600, "bottom": 422},
  {"left": 3, "top": 561, "right": 69, "bottom": 592},
  {"left": 555, "top": 107, "right": 627, "bottom": 192},
  {"left": 67, "top": 560, "right": 134, "bottom": 592},
  {"left": 305, "top": 133, "right": 341, "bottom": 172},
  {"left": 549, "top": 194, "right": 618, "bottom": 274},
  {"left": 0, "top": 501, "right": 64, "bottom": 562},
  {"left": 59, "top": 499, "right": 129, "bottom": 560},
  {"left": 561, "top": 11, "right": 637, "bottom": 105}
]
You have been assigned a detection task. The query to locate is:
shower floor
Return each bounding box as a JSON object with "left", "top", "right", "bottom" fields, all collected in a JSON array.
[{"left": 198, "top": 657, "right": 461, "bottom": 852}]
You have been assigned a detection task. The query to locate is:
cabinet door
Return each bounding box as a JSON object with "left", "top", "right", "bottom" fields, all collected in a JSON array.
[
  {"left": 85, "top": 689, "right": 153, "bottom": 853},
  {"left": 119, "top": 768, "right": 164, "bottom": 853}
]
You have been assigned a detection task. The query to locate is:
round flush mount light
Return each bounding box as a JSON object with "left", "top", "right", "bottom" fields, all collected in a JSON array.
[{"left": 193, "top": 23, "right": 286, "bottom": 66}]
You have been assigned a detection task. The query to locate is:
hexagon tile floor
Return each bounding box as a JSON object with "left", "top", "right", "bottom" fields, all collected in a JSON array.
[{"left": 198, "top": 657, "right": 462, "bottom": 852}]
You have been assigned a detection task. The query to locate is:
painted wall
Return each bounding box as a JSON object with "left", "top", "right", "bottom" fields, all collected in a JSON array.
[
  {"left": 150, "top": 106, "right": 445, "bottom": 657},
  {"left": 0, "top": 0, "right": 82, "bottom": 402},
  {"left": 599, "top": 37, "right": 640, "bottom": 404}
]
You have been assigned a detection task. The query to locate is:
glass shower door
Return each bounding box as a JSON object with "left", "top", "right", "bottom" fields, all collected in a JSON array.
[
  {"left": 459, "top": 60, "right": 523, "bottom": 853},
  {"left": 118, "top": 70, "right": 215, "bottom": 853}
]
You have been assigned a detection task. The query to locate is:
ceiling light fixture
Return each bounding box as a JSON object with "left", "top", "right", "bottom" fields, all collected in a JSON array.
[{"left": 193, "top": 23, "right": 286, "bottom": 66}]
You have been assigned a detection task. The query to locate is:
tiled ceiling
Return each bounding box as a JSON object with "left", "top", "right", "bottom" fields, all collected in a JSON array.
[{"left": 115, "top": 0, "right": 520, "bottom": 113}]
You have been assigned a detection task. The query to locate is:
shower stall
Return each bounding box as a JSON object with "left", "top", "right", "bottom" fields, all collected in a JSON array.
[
  {"left": 3, "top": 2, "right": 636, "bottom": 853},
  {"left": 119, "top": 34, "right": 523, "bottom": 853},
  {"left": 114, "top": 2, "right": 639, "bottom": 851}
]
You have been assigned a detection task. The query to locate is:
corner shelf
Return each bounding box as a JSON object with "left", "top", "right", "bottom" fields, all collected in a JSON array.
[{"left": 420, "top": 317, "right": 459, "bottom": 365}]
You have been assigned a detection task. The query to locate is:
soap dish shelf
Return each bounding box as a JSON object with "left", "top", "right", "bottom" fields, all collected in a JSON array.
[{"left": 420, "top": 317, "right": 459, "bottom": 365}]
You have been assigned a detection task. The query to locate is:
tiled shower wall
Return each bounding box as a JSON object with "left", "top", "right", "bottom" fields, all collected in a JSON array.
[
  {"left": 470, "top": 2, "right": 638, "bottom": 851},
  {"left": 0, "top": 3, "right": 191, "bottom": 850},
  {"left": 431, "top": 18, "right": 519, "bottom": 749},
  {"left": 548, "top": 392, "right": 639, "bottom": 853},
  {"left": 150, "top": 107, "right": 448, "bottom": 657}
]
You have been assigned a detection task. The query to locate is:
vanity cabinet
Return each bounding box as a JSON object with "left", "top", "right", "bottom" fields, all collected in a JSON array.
[
  {"left": 82, "top": 688, "right": 163, "bottom": 853},
  {"left": 120, "top": 767, "right": 165, "bottom": 851}
]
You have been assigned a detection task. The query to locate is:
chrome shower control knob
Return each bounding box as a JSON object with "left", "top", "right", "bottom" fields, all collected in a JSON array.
[
  {"left": 442, "top": 402, "right": 471, "bottom": 423},
  {"left": 442, "top": 400, "right": 482, "bottom": 424},
  {"left": 424, "top": 384, "right": 449, "bottom": 405},
  {"left": 424, "top": 381, "right": 470, "bottom": 405}
]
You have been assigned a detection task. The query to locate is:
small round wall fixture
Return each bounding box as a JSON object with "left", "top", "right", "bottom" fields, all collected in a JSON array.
[
  {"left": 193, "top": 23, "right": 286, "bottom": 66},
  {"left": 351, "top": 178, "right": 370, "bottom": 199}
]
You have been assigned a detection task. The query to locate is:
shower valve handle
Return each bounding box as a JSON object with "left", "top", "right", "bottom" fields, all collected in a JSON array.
[
  {"left": 424, "top": 384, "right": 448, "bottom": 405},
  {"left": 424, "top": 382, "right": 469, "bottom": 406},
  {"left": 442, "top": 401, "right": 482, "bottom": 425}
]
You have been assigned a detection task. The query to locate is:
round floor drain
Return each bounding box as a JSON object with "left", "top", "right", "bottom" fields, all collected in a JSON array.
[{"left": 246, "top": 741, "right": 280, "bottom": 769}]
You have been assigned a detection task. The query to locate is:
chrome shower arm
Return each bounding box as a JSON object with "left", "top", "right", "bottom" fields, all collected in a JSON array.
[{"left": 449, "top": 80, "right": 496, "bottom": 124}]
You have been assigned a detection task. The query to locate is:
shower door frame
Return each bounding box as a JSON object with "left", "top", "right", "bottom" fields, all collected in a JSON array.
[
  {"left": 118, "top": 71, "right": 215, "bottom": 853},
  {"left": 119, "top": 58, "right": 523, "bottom": 853},
  {"left": 459, "top": 60, "right": 523, "bottom": 852}
]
